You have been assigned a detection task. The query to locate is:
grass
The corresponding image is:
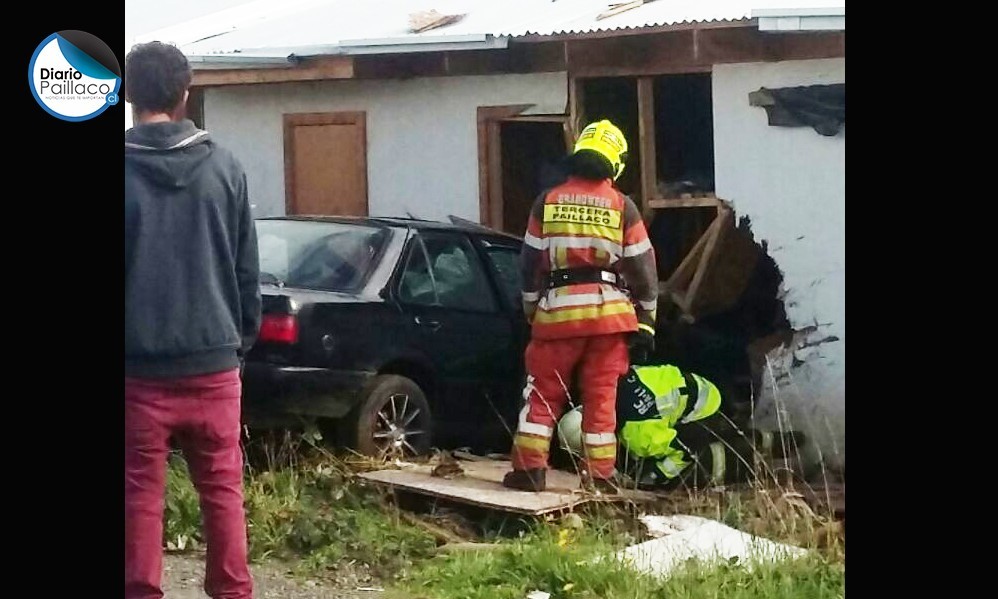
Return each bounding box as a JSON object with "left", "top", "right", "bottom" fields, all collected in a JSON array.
[
  {"left": 162, "top": 359, "right": 845, "bottom": 596},
  {"left": 387, "top": 478, "right": 844, "bottom": 598},
  {"left": 397, "top": 546, "right": 843, "bottom": 599},
  {"left": 164, "top": 439, "right": 843, "bottom": 596},
  {"left": 163, "top": 433, "right": 438, "bottom": 581},
  {"left": 392, "top": 509, "right": 843, "bottom": 599}
]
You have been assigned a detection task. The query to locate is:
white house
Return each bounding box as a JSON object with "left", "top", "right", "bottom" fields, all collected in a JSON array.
[{"left": 134, "top": 0, "right": 846, "bottom": 472}]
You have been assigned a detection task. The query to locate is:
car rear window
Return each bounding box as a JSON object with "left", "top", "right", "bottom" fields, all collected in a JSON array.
[{"left": 255, "top": 220, "right": 390, "bottom": 292}]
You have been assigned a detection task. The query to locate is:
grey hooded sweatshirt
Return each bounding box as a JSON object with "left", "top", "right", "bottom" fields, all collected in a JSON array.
[{"left": 125, "top": 119, "right": 261, "bottom": 378}]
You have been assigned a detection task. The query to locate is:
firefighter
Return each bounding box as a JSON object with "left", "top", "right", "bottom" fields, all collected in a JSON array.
[
  {"left": 502, "top": 120, "right": 659, "bottom": 494},
  {"left": 557, "top": 363, "right": 799, "bottom": 489}
]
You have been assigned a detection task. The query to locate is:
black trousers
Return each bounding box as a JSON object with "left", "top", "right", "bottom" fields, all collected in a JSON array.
[{"left": 632, "top": 414, "right": 805, "bottom": 488}]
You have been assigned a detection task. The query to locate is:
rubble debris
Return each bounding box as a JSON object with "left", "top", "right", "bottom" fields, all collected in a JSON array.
[
  {"left": 561, "top": 512, "right": 585, "bottom": 530},
  {"left": 614, "top": 515, "right": 807, "bottom": 578},
  {"left": 453, "top": 448, "right": 491, "bottom": 462},
  {"left": 408, "top": 10, "right": 465, "bottom": 33},
  {"left": 649, "top": 209, "right": 791, "bottom": 422},
  {"left": 435, "top": 542, "right": 504, "bottom": 555},
  {"left": 398, "top": 511, "right": 467, "bottom": 545},
  {"left": 598, "top": 1, "right": 653, "bottom": 22},
  {"left": 431, "top": 451, "right": 466, "bottom": 479}
]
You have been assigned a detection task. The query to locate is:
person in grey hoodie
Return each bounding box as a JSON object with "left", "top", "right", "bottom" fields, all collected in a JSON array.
[{"left": 124, "top": 41, "right": 260, "bottom": 599}]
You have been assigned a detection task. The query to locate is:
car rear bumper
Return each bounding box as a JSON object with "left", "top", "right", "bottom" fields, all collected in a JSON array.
[{"left": 241, "top": 362, "right": 376, "bottom": 423}]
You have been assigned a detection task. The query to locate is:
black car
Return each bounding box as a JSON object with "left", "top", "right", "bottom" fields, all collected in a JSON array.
[{"left": 244, "top": 216, "right": 530, "bottom": 458}]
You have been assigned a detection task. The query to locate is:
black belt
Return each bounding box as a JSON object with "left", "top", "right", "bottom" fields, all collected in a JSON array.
[{"left": 547, "top": 268, "right": 620, "bottom": 289}]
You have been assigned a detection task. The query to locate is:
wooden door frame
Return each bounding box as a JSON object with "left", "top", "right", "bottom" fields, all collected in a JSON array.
[
  {"left": 477, "top": 106, "right": 573, "bottom": 231},
  {"left": 283, "top": 111, "right": 368, "bottom": 215}
]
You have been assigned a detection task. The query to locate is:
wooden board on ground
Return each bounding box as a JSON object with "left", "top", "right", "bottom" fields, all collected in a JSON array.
[
  {"left": 357, "top": 459, "right": 654, "bottom": 516},
  {"left": 802, "top": 482, "right": 845, "bottom": 518}
]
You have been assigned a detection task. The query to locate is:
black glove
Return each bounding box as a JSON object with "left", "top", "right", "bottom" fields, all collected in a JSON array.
[{"left": 629, "top": 328, "right": 655, "bottom": 364}]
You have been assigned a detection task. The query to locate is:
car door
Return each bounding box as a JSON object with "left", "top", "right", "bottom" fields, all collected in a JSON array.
[
  {"left": 474, "top": 237, "right": 531, "bottom": 424},
  {"left": 394, "top": 230, "right": 517, "bottom": 442}
]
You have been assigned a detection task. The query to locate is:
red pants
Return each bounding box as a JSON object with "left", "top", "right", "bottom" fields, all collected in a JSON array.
[
  {"left": 125, "top": 369, "right": 253, "bottom": 599},
  {"left": 511, "top": 334, "right": 629, "bottom": 479}
]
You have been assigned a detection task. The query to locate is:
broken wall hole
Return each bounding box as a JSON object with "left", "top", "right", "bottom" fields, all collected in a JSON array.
[{"left": 647, "top": 205, "right": 792, "bottom": 424}]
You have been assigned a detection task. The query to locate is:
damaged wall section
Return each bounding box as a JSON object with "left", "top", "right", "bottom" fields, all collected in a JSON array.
[{"left": 712, "top": 58, "right": 845, "bottom": 473}]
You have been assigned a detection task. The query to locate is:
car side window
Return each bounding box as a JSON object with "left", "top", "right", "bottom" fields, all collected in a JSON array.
[
  {"left": 484, "top": 246, "right": 523, "bottom": 310},
  {"left": 399, "top": 234, "right": 498, "bottom": 313},
  {"left": 399, "top": 237, "right": 438, "bottom": 305}
]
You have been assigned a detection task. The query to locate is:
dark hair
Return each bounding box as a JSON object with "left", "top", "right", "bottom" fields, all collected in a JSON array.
[
  {"left": 563, "top": 149, "right": 616, "bottom": 181},
  {"left": 125, "top": 41, "right": 192, "bottom": 114}
]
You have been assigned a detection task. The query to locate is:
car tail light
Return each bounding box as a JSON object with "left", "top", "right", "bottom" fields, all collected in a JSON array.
[{"left": 259, "top": 314, "right": 299, "bottom": 344}]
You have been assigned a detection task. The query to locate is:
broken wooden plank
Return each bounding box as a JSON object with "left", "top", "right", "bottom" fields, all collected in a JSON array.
[
  {"left": 689, "top": 219, "right": 760, "bottom": 318},
  {"left": 683, "top": 208, "right": 731, "bottom": 311},
  {"left": 358, "top": 462, "right": 590, "bottom": 516},
  {"left": 598, "top": 0, "right": 646, "bottom": 21},
  {"left": 662, "top": 213, "right": 716, "bottom": 292},
  {"left": 648, "top": 196, "right": 721, "bottom": 209},
  {"left": 398, "top": 511, "right": 467, "bottom": 545},
  {"left": 408, "top": 10, "right": 465, "bottom": 34},
  {"left": 358, "top": 460, "right": 655, "bottom": 516}
]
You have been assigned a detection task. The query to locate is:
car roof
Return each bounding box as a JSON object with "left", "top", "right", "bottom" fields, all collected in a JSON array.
[{"left": 256, "top": 215, "right": 522, "bottom": 242}]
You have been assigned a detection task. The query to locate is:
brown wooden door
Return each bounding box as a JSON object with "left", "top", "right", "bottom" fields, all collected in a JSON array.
[{"left": 284, "top": 112, "right": 368, "bottom": 216}]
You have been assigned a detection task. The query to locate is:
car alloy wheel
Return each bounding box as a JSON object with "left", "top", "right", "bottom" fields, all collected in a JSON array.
[
  {"left": 349, "top": 374, "right": 433, "bottom": 459},
  {"left": 372, "top": 392, "right": 428, "bottom": 459}
]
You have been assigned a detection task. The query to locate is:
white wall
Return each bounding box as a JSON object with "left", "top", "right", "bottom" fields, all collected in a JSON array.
[
  {"left": 203, "top": 72, "right": 567, "bottom": 220},
  {"left": 712, "top": 58, "right": 845, "bottom": 471}
]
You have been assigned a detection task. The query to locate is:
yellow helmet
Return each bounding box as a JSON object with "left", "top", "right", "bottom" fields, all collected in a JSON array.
[{"left": 574, "top": 119, "right": 629, "bottom": 180}]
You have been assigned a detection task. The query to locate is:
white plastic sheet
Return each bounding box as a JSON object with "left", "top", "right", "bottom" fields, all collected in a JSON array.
[{"left": 614, "top": 515, "right": 808, "bottom": 579}]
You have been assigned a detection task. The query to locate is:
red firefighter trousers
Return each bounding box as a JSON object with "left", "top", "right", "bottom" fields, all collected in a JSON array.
[
  {"left": 510, "top": 334, "right": 629, "bottom": 479},
  {"left": 125, "top": 369, "right": 253, "bottom": 599}
]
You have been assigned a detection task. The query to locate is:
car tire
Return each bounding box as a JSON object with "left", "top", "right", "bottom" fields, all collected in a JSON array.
[{"left": 346, "top": 375, "right": 434, "bottom": 459}]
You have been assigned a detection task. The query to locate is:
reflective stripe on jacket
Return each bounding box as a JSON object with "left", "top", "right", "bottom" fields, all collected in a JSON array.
[
  {"left": 519, "top": 177, "right": 658, "bottom": 340},
  {"left": 617, "top": 364, "right": 722, "bottom": 460}
]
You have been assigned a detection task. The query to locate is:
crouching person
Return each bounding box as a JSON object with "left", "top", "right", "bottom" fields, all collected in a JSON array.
[{"left": 557, "top": 363, "right": 793, "bottom": 490}]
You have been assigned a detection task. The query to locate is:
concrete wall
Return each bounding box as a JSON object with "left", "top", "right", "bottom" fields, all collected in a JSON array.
[
  {"left": 202, "top": 72, "right": 567, "bottom": 220},
  {"left": 712, "top": 58, "right": 845, "bottom": 471}
]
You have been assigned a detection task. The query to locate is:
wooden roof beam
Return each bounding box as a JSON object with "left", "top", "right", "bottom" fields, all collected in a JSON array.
[{"left": 192, "top": 55, "right": 355, "bottom": 86}]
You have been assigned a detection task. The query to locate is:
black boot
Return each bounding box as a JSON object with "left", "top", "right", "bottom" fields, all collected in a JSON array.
[{"left": 502, "top": 468, "right": 547, "bottom": 492}]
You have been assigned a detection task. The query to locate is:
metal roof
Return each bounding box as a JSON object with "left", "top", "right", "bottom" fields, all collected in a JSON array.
[{"left": 132, "top": 0, "right": 844, "bottom": 62}]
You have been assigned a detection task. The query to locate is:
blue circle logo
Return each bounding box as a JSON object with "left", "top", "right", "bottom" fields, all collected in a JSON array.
[{"left": 29, "top": 30, "right": 121, "bottom": 122}]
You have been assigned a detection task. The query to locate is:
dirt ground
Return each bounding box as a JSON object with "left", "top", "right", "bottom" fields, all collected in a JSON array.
[{"left": 163, "top": 552, "right": 385, "bottom": 599}]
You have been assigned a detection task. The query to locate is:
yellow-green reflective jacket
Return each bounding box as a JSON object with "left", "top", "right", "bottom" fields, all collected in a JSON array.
[{"left": 616, "top": 364, "right": 722, "bottom": 459}]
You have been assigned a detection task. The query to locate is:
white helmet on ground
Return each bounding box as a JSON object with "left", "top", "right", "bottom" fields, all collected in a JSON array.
[{"left": 557, "top": 406, "right": 584, "bottom": 456}]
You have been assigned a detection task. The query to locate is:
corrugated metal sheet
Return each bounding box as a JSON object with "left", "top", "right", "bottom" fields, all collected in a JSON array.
[{"left": 143, "top": 0, "right": 844, "bottom": 59}]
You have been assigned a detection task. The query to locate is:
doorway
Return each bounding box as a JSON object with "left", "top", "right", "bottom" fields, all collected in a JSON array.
[
  {"left": 499, "top": 120, "right": 570, "bottom": 237},
  {"left": 478, "top": 108, "right": 573, "bottom": 236}
]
